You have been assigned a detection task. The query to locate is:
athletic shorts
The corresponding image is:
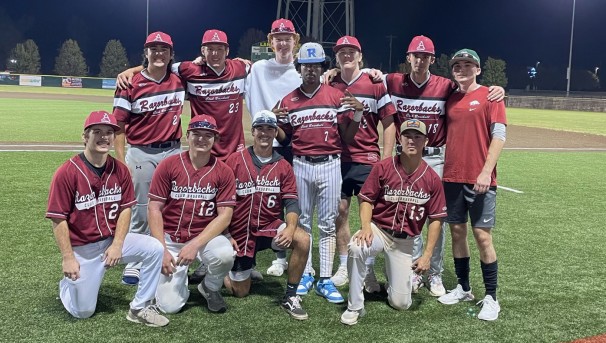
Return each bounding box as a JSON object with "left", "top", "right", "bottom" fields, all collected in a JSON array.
[
  {"left": 230, "top": 223, "right": 286, "bottom": 281},
  {"left": 341, "top": 162, "right": 373, "bottom": 198},
  {"left": 444, "top": 182, "right": 497, "bottom": 228}
]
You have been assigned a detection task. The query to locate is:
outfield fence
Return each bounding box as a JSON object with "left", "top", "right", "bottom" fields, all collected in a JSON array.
[{"left": 0, "top": 73, "right": 115, "bottom": 90}]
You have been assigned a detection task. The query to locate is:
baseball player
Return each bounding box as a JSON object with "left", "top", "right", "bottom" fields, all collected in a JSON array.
[
  {"left": 328, "top": 35, "right": 397, "bottom": 289},
  {"left": 340, "top": 119, "right": 446, "bottom": 325},
  {"left": 437, "top": 49, "right": 507, "bottom": 321},
  {"left": 149, "top": 115, "right": 236, "bottom": 314},
  {"left": 223, "top": 110, "right": 311, "bottom": 320},
  {"left": 117, "top": 29, "right": 249, "bottom": 161},
  {"left": 113, "top": 31, "right": 185, "bottom": 286},
  {"left": 46, "top": 110, "right": 168, "bottom": 327},
  {"left": 244, "top": 18, "right": 302, "bottom": 277},
  {"left": 275, "top": 42, "right": 363, "bottom": 304},
  {"left": 329, "top": 35, "right": 505, "bottom": 297}
]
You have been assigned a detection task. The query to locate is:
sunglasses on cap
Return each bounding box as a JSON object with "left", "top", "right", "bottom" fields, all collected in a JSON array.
[{"left": 189, "top": 121, "right": 218, "bottom": 131}]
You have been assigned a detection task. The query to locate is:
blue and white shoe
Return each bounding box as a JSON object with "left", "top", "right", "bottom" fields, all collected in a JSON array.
[
  {"left": 315, "top": 279, "right": 345, "bottom": 303},
  {"left": 296, "top": 273, "right": 315, "bottom": 295},
  {"left": 122, "top": 267, "right": 140, "bottom": 286}
]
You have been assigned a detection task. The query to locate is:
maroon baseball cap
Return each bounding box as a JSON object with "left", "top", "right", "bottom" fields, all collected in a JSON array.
[
  {"left": 333, "top": 35, "right": 362, "bottom": 53},
  {"left": 407, "top": 35, "right": 435, "bottom": 55},
  {"left": 188, "top": 114, "right": 219, "bottom": 134},
  {"left": 84, "top": 110, "right": 120, "bottom": 131},
  {"left": 271, "top": 18, "right": 296, "bottom": 34},
  {"left": 144, "top": 31, "right": 173, "bottom": 49},
  {"left": 202, "top": 29, "right": 229, "bottom": 47}
]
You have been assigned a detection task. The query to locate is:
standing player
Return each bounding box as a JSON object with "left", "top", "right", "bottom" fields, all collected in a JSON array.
[
  {"left": 148, "top": 115, "right": 236, "bottom": 314},
  {"left": 437, "top": 49, "right": 506, "bottom": 321},
  {"left": 117, "top": 29, "right": 249, "bottom": 161},
  {"left": 275, "top": 42, "right": 363, "bottom": 304},
  {"left": 46, "top": 110, "right": 168, "bottom": 327},
  {"left": 224, "top": 110, "right": 311, "bottom": 320},
  {"left": 340, "top": 119, "right": 446, "bottom": 325},
  {"left": 328, "top": 35, "right": 397, "bottom": 289},
  {"left": 113, "top": 31, "right": 185, "bottom": 286},
  {"left": 244, "top": 18, "right": 302, "bottom": 277}
]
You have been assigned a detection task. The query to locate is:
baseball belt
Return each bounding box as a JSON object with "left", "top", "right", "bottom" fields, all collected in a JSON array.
[{"left": 295, "top": 154, "right": 339, "bottom": 164}]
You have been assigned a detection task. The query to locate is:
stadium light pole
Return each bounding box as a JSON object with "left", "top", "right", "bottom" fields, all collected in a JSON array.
[
  {"left": 566, "top": 0, "right": 576, "bottom": 97},
  {"left": 146, "top": 0, "right": 150, "bottom": 37}
]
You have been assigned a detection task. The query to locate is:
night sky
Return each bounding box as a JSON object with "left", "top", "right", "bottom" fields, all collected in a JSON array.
[{"left": 1, "top": 0, "right": 604, "bottom": 81}]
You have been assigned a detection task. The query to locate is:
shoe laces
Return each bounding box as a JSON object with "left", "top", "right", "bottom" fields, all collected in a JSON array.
[
  {"left": 321, "top": 280, "right": 338, "bottom": 293},
  {"left": 429, "top": 274, "right": 442, "bottom": 286},
  {"left": 140, "top": 304, "right": 161, "bottom": 318},
  {"left": 477, "top": 296, "right": 497, "bottom": 309},
  {"left": 289, "top": 295, "right": 303, "bottom": 309}
]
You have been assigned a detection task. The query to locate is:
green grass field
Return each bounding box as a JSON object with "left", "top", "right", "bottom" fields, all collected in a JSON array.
[{"left": 1, "top": 86, "right": 605, "bottom": 342}]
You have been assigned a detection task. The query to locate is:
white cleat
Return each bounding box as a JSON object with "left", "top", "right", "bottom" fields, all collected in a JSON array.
[
  {"left": 438, "top": 284, "right": 475, "bottom": 305},
  {"left": 477, "top": 295, "right": 501, "bottom": 321}
]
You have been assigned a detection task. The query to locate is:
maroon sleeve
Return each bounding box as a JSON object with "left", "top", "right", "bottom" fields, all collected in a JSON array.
[
  {"left": 358, "top": 161, "right": 384, "bottom": 203},
  {"left": 281, "top": 161, "right": 298, "bottom": 200},
  {"left": 427, "top": 173, "right": 447, "bottom": 218},
  {"left": 148, "top": 157, "right": 173, "bottom": 202},
  {"left": 46, "top": 162, "right": 74, "bottom": 220},
  {"left": 215, "top": 163, "right": 236, "bottom": 207},
  {"left": 115, "top": 159, "right": 136, "bottom": 210},
  {"left": 112, "top": 87, "right": 131, "bottom": 123},
  {"left": 375, "top": 83, "right": 396, "bottom": 120}
]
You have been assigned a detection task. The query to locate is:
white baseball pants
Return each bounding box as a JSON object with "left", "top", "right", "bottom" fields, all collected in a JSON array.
[{"left": 59, "top": 233, "right": 164, "bottom": 318}]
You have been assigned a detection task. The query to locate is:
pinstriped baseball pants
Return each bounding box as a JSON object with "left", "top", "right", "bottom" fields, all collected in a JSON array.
[{"left": 293, "top": 156, "right": 342, "bottom": 278}]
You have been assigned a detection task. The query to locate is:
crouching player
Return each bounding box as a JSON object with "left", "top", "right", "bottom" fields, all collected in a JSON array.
[
  {"left": 46, "top": 110, "right": 168, "bottom": 327},
  {"left": 340, "top": 119, "right": 446, "bottom": 325},
  {"left": 224, "top": 110, "right": 311, "bottom": 320}
]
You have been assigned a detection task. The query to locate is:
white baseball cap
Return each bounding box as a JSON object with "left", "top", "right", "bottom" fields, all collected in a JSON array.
[
  {"left": 252, "top": 110, "right": 278, "bottom": 128},
  {"left": 297, "top": 42, "right": 326, "bottom": 64}
]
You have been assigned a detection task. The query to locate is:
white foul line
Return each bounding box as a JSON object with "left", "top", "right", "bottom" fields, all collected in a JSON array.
[{"left": 497, "top": 185, "right": 524, "bottom": 194}]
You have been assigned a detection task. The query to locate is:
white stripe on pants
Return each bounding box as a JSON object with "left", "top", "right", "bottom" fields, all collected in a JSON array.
[
  {"left": 293, "top": 156, "right": 342, "bottom": 278},
  {"left": 59, "top": 233, "right": 164, "bottom": 318},
  {"left": 155, "top": 234, "right": 234, "bottom": 314},
  {"left": 347, "top": 223, "right": 414, "bottom": 311}
]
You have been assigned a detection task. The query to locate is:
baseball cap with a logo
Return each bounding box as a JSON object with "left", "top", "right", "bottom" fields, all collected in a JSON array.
[
  {"left": 144, "top": 31, "right": 174, "bottom": 49},
  {"left": 449, "top": 48, "right": 481, "bottom": 67},
  {"left": 202, "top": 29, "right": 229, "bottom": 47},
  {"left": 271, "top": 18, "right": 296, "bottom": 34},
  {"left": 400, "top": 119, "right": 427, "bottom": 136},
  {"left": 407, "top": 35, "right": 435, "bottom": 55},
  {"left": 297, "top": 42, "right": 326, "bottom": 64},
  {"left": 84, "top": 110, "right": 121, "bottom": 131},
  {"left": 333, "top": 35, "right": 362, "bottom": 53},
  {"left": 252, "top": 110, "right": 278, "bottom": 129},
  {"left": 188, "top": 114, "right": 219, "bottom": 134}
]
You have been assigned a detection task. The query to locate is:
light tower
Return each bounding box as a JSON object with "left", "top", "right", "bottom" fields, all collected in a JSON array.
[{"left": 276, "top": 0, "right": 355, "bottom": 47}]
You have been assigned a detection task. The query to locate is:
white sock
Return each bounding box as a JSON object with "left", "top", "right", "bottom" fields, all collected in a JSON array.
[{"left": 339, "top": 254, "right": 348, "bottom": 267}]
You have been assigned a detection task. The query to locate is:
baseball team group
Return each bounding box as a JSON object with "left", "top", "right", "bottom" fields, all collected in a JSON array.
[{"left": 45, "top": 18, "right": 508, "bottom": 328}]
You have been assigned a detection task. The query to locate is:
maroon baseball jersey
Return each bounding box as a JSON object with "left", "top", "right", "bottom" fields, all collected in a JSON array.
[
  {"left": 112, "top": 72, "right": 185, "bottom": 145},
  {"left": 148, "top": 151, "right": 237, "bottom": 243},
  {"left": 173, "top": 60, "right": 249, "bottom": 160},
  {"left": 278, "top": 84, "right": 352, "bottom": 156},
  {"left": 46, "top": 154, "right": 136, "bottom": 246},
  {"left": 384, "top": 73, "right": 456, "bottom": 147},
  {"left": 331, "top": 73, "right": 396, "bottom": 164},
  {"left": 444, "top": 86, "right": 507, "bottom": 186},
  {"left": 359, "top": 157, "right": 446, "bottom": 237},
  {"left": 225, "top": 148, "right": 298, "bottom": 257}
]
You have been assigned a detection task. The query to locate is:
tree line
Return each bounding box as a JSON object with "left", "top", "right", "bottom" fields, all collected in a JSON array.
[{"left": 6, "top": 39, "right": 128, "bottom": 78}]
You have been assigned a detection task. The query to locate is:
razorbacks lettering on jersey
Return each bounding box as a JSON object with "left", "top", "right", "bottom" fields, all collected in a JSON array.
[
  {"left": 358, "top": 157, "right": 446, "bottom": 237},
  {"left": 46, "top": 155, "right": 136, "bottom": 246},
  {"left": 173, "top": 60, "right": 250, "bottom": 160},
  {"left": 331, "top": 73, "right": 396, "bottom": 163},
  {"left": 384, "top": 73, "right": 456, "bottom": 148},
  {"left": 113, "top": 72, "right": 185, "bottom": 145},
  {"left": 278, "top": 84, "right": 352, "bottom": 156},
  {"left": 148, "top": 152, "right": 236, "bottom": 243},
  {"left": 444, "top": 86, "right": 507, "bottom": 186},
  {"left": 225, "top": 148, "right": 298, "bottom": 257}
]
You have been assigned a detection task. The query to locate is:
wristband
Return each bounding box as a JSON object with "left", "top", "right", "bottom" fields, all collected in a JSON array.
[{"left": 353, "top": 110, "right": 363, "bottom": 122}]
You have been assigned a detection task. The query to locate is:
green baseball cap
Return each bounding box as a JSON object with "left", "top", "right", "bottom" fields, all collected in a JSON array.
[{"left": 449, "top": 48, "right": 481, "bottom": 67}]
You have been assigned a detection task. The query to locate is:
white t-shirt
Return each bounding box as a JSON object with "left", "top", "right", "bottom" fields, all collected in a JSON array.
[{"left": 244, "top": 58, "right": 301, "bottom": 147}]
